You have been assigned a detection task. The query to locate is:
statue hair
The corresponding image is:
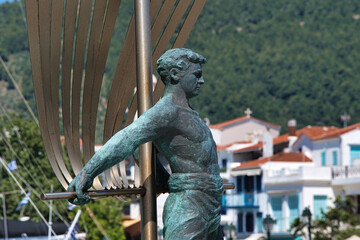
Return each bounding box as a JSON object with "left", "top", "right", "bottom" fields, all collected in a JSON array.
[{"left": 156, "top": 48, "right": 207, "bottom": 85}]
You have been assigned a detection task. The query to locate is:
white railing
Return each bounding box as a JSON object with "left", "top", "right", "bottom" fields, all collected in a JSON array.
[
  {"left": 264, "top": 166, "right": 331, "bottom": 184},
  {"left": 332, "top": 165, "right": 360, "bottom": 179}
]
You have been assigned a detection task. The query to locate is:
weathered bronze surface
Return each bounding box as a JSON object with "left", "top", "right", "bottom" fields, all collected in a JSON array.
[{"left": 68, "top": 49, "right": 223, "bottom": 239}]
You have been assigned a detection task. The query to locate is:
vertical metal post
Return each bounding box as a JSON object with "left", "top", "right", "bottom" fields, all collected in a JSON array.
[
  {"left": 1, "top": 194, "right": 8, "bottom": 240},
  {"left": 48, "top": 185, "right": 53, "bottom": 240},
  {"left": 1, "top": 165, "right": 8, "bottom": 240},
  {"left": 133, "top": 0, "right": 156, "bottom": 240}
]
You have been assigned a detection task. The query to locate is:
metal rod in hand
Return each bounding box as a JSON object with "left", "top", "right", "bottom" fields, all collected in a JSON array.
[
  {"left": 41, "top": 187, "right": 147, "bottom": 201},
  {"left": 40, "top": 183, "right": 235, "bottom": 201}
]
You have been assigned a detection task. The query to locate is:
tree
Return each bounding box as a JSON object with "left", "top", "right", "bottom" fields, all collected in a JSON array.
[
  {"left": 0, "top": 114, "right": 69, "bottom": 223},
  {"left": 68, "top": 198, "right": 127, "bottom": 240},
  {"left": 0, "top": 115, "right": 128, "bottom": 239},
  {"left": 290, "top": 196, "right": 360, "bottom": 240}
]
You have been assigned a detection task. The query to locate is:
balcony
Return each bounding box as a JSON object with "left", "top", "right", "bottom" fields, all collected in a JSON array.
[
  {"left": 332, "top": 165, "right": 360, "bottom": 186},
  {"left": 222, "top": 193, "right": 260, "bottom": 208},
  {"left": 264, "top": 166, "right": 331, "bottom": 185},
  {"left": 332, "top": 165, "right": 360, "bottom": 179}
]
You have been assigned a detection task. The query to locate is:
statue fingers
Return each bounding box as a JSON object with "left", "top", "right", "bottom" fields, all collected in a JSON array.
[{"left": 73, "top": 186, "right": 90, "bottom": 205}]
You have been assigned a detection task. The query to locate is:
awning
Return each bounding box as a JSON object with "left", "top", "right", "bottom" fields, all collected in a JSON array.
[
  {"left": 122, "top": 218, "right": 141, "bottom": 228},
  {"left": 231, "top": 168, "right": 261, "bottom": 176}
]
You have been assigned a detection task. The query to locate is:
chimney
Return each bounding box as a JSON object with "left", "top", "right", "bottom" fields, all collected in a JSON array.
[
  {"left": 287, "top": 119, "right": 298, "bottom": 151},
  {"left": 263, "top": 128, "right": 273, "bottom": 157},
  {"left": 288, "top": 119, "right": 297, "bottom": 136}
]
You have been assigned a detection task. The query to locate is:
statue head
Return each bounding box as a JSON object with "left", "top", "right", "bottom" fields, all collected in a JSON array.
[{"left": 156, "top": 48, "right": 207, "bottom": 85}]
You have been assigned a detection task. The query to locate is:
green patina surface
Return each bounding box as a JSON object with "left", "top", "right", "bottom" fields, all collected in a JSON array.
[{"left": 68, "top": 48, "right": 223, "bottom": 239}]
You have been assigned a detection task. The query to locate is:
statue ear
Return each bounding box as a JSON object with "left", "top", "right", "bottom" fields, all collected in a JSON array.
[{"left": 170, "top": 68, "right": 180, "bottom": 83}]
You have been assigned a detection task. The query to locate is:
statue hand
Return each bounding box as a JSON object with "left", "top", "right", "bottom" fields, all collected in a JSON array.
[{"left": 67, "top": 170, "right": 94, "bottom": 205}]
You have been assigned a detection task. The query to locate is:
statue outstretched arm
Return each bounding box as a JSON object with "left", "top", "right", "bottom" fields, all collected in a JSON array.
[{"left": 67, "top": 101, "right": 176, "bottom": 204}]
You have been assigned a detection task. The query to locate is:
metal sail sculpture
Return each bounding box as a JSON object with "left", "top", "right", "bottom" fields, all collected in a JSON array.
[
  {"left": 25, "top": 0, "right": 206, "bottom": 192},
  {"left": 25, "top": 1, "right": 207, "bottom": 238}
]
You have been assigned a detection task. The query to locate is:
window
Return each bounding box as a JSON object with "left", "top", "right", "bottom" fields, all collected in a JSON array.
[
  {"left": 271, "top": 196, "right": 283, "bottom": 231},
  {"left": 123, "top": 205, "right": 130, "bottom": 215},
  {"left": 221, "top": 195, "right": 227, "bottom": 215},
  {"left": 314, "top": 195, "right": 327, "bottom": 219},
  {"left": 256, "top": 174, "right": 262, "bottom": 192},
  {"left": 236, "top": 176, "right": 243, "bottom": 193},
  {"left": 288, "top": 195, "right": 299, "bottom": 228},
  {"left": 321, "top": 151, "right": 326, "bottom": 166},
  {"left": 350, "top": 145, "right": 360, "bottom": 166},
  {"left": 222, "top": 158, "right": 227, "bottom": 168},
  {"left": 246, "top": 212, "right": 254, "bottom": 232},
  {"left": 333, "top": 151, "right": 338, "bottom": 165},
  {"left": 237, "top": 213, "right": 243, "bottom": 233},
  {"left": 256, "top": 212, "right": 263, "bottom": 233},
  {"left": 220, "top": 206, "right": 227, "bottom": 215},
  {"left": 244, "top": 175, "right": 254, "bottom": 192}
]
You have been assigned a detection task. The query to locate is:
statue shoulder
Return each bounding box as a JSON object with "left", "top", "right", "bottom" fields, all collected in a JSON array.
[{"left": 145, "top": 97, "right": 179, "bottom": 125}]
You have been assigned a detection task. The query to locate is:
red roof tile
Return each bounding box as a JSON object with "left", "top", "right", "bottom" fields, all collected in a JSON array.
[
  {"left": 232, "top": 125, "right": 340, "bottom": 153},
  {"left": 312, "top": 123, "right": 360, "bottom": 140},
  {"left": 233, "top": 152, "right": 312, "bottom": 169},
  {"left": 210, "top": 116, "right": 281, "bottom": 130},
  {"left": 298, "top": 126, "right": 339, "bottom": 139}
]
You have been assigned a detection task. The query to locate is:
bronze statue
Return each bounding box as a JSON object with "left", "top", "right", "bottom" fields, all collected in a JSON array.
[{"left": 68, "top": 48, "right": 223, "bottom": 239}]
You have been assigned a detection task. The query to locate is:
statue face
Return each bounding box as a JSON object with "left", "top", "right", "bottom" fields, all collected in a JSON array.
[{"left": 179, "top": 63, "right": 204, "bottom": 98}]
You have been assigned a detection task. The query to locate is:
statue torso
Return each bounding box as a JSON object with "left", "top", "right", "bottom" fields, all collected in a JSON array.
[{"left": 154, "top": 101, "right": 220, "bottom": 175}]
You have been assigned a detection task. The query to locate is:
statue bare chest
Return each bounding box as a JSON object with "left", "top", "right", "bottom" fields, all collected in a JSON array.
[{"left": 156, "top": 109, "right": 215, "bottom": 158}]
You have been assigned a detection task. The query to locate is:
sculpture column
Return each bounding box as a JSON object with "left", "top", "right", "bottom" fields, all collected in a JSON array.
[{"left": 134, "top": 0, "right": 157, "bottom": 239}]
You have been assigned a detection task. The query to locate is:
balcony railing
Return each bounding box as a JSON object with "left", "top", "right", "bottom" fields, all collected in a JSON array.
[
  {"left": 332, "top": 165, "right": 360, "bottom": 179},
  {"left": 222, "top": 193, "right": 260, "bottom": 208},
  {"left": 264, "top": 166, "right": 331, "bottom": 184}
]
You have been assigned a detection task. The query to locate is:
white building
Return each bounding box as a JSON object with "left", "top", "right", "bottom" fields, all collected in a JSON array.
[
  {"left": 217, "top": 115, "right": 360, "bottom": 239},
  {"left": 97, "top": 111, "right": 360, "bottom": 239}
]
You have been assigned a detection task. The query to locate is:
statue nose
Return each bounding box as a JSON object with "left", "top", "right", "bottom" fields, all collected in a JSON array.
[{"left": 198, "top": 77, "right": 205, "bottom": 84}]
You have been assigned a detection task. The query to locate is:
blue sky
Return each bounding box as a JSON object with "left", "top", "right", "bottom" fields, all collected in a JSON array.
[{"left": 0, "top": 0, "right": 15, "bottom": 4}]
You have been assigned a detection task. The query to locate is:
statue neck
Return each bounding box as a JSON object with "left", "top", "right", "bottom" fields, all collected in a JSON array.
[{"left": 163, "top": 85, "right": 190, "bottom": 109}]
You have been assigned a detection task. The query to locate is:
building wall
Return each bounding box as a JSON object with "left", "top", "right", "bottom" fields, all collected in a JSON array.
[
  {"left": 157, "top": 193, "right": 169, "bottom": 230},
  {"left": 210, "top": 128, "right": 222, "bottom": 145},
  {"left": 293, "top": 136, "right": 313, "bottom": 158},
  {"left": 210, "top": 120, "right": 280, "bottom": 146},
  {"left": 221, "top": 121, "right": 279, "bottom": 145},
  {"left": 301, "top": 185, "right": 335, "bottom": 218},
  {"left": 341, "top": 129, "right": 360, "bottom": 166},
  {"left": 312, "top": 138, "right": 340, "bottom": 167}
]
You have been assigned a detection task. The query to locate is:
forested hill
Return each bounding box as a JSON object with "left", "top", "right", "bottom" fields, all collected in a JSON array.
[
  {"left": 1, "top": 0, "right": 360, "bottom": 136},
  {"left": 186, "top": 0, "right": 360, "bottom": 130}
]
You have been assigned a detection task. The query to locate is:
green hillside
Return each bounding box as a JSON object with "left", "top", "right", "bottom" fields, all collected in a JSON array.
[
  {"left": 1, "top": 0, "right": 360, "bottom": 135},
  {"left": 186, "top": 0, "right": 360, "bottom": 130}
]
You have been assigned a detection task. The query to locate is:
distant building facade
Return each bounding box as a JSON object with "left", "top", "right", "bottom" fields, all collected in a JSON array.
[{"left": 214, "top": 113, "right": 360, "bottom": 239}]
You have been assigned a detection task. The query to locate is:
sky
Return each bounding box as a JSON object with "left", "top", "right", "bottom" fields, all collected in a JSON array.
[{"left": 0, "top": 0, "right": 15, "bottom": 4}]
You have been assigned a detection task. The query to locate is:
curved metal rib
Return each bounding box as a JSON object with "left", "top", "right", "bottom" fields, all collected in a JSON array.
[
  {"left": 61, "top": 0, "right": 78, "bottom": 173},
  {"left": 25, "top": 0, "right": 68, "bottom": 188},
  {"left": 154, "top": 0, "right": 208, "bottom": 101},
  {"left": 82, "top": 0, "right": 108, "bottom": 164},
  {"left": 104, "top": 0, "right": 164, "bottom": 188},
  {"left": 26, "top": 0, "right": 207, "bottom": 192}
]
